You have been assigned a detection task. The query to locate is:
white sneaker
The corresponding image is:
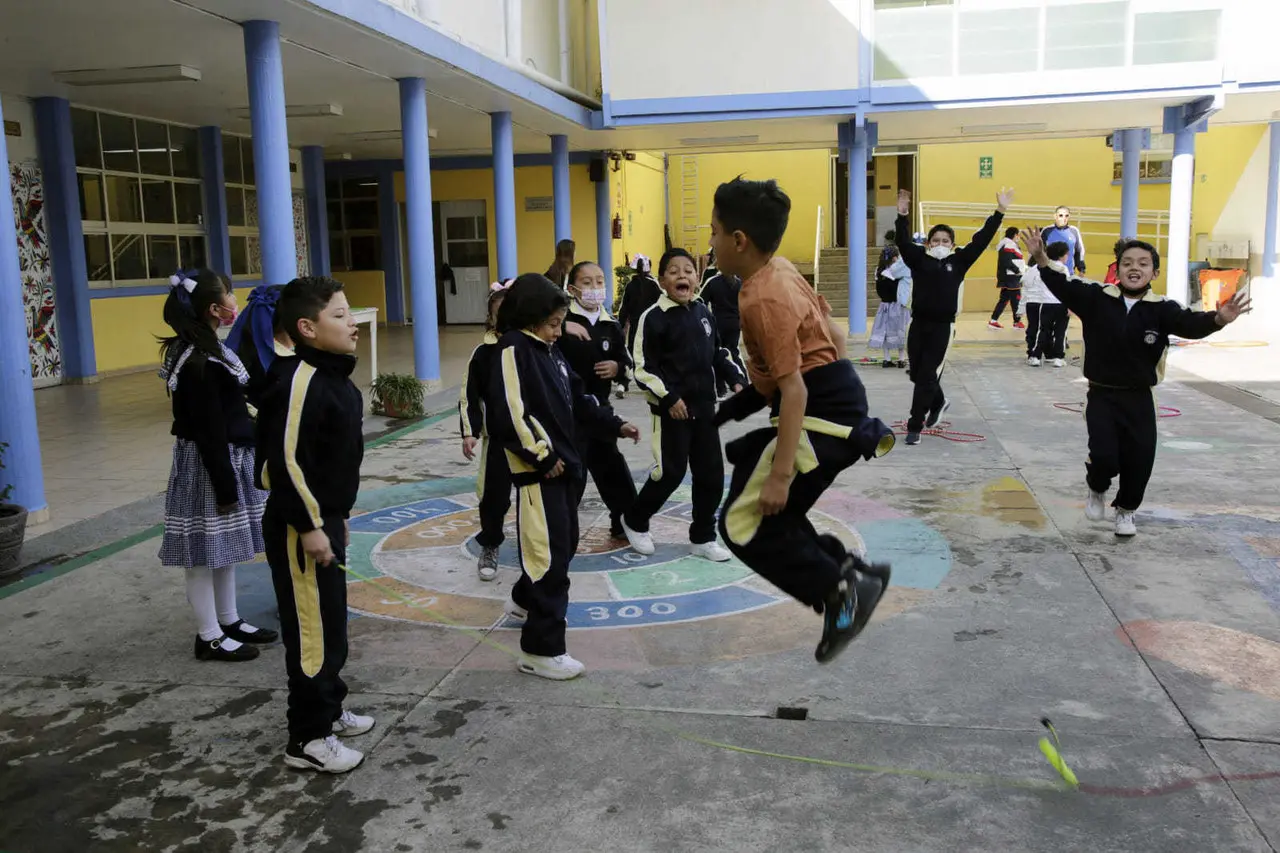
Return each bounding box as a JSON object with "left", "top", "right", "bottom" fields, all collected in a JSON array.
[
  {"left": 621, "top": 517, "right": 655, "bottom": 555},
  {"left": 518, "top": 652, "right": 585, "bottom": 681},
  {"left": 690, "top": 541, "right": 732, "bottom": 562},
  {"left": 1115, "top": 510, "right": 1137, "bottom": 538},
  {"left": 1027, "top": 357, "right": 1041, "bottom": 366},
  {"left": 505, "top": 600, "right": 528, "bottom": 622},
  {"left": 1085, "top": 489, "right": 1107, "bottom": 522},
  {"left": 284, "top": 735, "right": 364, "bottom": 773},
  {"left": 1051, "top": 358, "right": 1066, "bottom": 368},
  {"left": 332, "top": 709, "right": 375, "bottom": 737}
]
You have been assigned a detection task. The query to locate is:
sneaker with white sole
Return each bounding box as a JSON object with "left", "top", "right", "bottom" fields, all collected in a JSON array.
[
  {"left": 1115, "top": 510, "right": 1137, "bottom": 538},
  {"left": 332, "top": 709, "right": 375, "bottom": 737},
  {"left": 690, "top": 541, "right": 732, "bottom": 562},
  {"left": 1027, "top": 357, "right": 1041, "bottom": 367},
  {"left": 518, "top": 652, "right": 585, "bottom": 681},
  {"left": 925, "top": 398, "right": 950, "bottom": 429},
  {"left": 476, "top": 546, "right": 499, "bottom": 581},
  {"left": 1085, "top": 489, "right": 1107, "bottom": 522},
  {"left": 505, "top": 600, "right": 528, "bottom": 622},
  {"left": 621, "top": 517, "right": 655, "bottom": 555},
  {"left": 1051, "top": 358, "right": 1066, "bottom": 368},
  {"left": 284, "top": 735, "right": 364, "bottom": 773}
]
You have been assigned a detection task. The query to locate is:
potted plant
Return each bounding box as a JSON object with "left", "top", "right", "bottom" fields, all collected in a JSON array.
[
  {"left": 614, "top": 264, "right": 635, "bottom": 306},
  {"left": 370, "top": 373, "right": 426, "bottom": 420},
  {"left": 0, "top": 441, "right": 29, "bottom": 578}
]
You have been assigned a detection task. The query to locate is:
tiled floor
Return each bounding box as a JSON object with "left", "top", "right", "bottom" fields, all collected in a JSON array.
[{"left": 25, "top": 324, "right": 484, "bottom": 537}]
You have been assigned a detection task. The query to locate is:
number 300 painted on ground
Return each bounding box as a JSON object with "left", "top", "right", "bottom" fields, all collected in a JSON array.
[{"left": 585, "top": 602, "right": 677, "bottom": 621}]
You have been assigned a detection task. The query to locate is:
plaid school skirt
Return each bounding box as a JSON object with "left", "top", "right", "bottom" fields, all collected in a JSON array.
[{"left": 159, "top": 439, "right": 267, "bottom": 569}]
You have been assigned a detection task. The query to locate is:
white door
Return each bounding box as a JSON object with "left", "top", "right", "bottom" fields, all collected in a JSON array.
[{"left": 439, "top": 200, "right": 490, "bottom": 324}]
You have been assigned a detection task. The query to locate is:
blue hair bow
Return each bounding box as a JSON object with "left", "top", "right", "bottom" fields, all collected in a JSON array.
[{"left": 225, "top": 285, "right": 283, "bottom": 373}]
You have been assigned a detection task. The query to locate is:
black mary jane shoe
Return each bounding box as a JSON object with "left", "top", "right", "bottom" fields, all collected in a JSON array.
[
  {"left": 194, "top": 635, "right": 261, "bottom": 662},
  {"left": 219, "top": 620, "right": 279, "bottom": 644}
]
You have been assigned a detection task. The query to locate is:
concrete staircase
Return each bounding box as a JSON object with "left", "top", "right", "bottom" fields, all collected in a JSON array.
[{"left": 815, "top": 246, "right": 880, "bottom": 321}]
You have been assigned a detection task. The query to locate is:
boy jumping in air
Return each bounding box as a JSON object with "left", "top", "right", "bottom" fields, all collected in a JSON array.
[{"left": 711, "top": 177, "right": 895, "bottom": 663}]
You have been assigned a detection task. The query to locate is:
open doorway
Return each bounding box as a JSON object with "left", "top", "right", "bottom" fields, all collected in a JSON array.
[{"left": 833, "top": 150, "right": 916, "bottom": 250}]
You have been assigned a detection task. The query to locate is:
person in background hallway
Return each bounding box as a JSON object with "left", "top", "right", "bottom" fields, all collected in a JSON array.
[
  {"left": 616, "top": 254, "right": 662, "bottom": 397},
  {"left": 988, "top": 226, "right": 1026, "bottom": 330},
  {"left": 1041, "top": 206, "right": 1086, "bottom": 274},
  {"left": 546, "top": 239, "right": 576, "bottom": 288},
  {"left": 1021, "top": 241, "right": 1071, "bottom": 367},
  {"left": 869, "top": 242, "right": 910, "bottom": 368},
  {"left": 1104, "top": 238, "right": 1126, "bottom": 285},
  {"left": 699, "top": 264, "right": 746, "bottom": 395},
  {"left": 895, "top": 187, "right": 1013, "bottom": 445}
]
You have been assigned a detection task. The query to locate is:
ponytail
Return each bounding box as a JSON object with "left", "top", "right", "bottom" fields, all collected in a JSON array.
[
  {"left": 157, "top": 268, "right": 232, "bottom": 371},
  {"left": 226, "top": 284, "right": 284, "bottom": 373}
]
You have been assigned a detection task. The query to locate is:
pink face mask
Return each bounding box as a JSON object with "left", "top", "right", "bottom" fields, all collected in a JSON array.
[{"left": 215, "top": 304, "right": 239, "bottom": 327}]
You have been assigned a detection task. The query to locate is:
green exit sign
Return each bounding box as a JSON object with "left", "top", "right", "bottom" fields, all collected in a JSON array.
[{"left": 979, "top": 156, "right": 994, "bottom": 179}]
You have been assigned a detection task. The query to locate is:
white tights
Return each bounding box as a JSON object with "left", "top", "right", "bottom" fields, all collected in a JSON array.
[{"left": 185, "top": 566, "right": 240, "bottom": 643}]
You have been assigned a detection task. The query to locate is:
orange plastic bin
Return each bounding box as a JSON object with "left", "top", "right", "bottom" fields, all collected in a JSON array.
[{"left": 1198, "top": 268, "right": 1246, "bottom": 309}]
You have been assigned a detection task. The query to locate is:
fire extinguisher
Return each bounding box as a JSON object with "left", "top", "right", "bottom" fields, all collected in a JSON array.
[{"left": 612, "top": 214, "right": 623, "bottom": 240}]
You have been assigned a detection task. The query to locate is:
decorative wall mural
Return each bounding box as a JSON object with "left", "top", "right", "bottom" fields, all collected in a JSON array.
[
  {"left": 293, "top": 191, "right": 310, "bottom": 277},
  {"left": 10, "top": 161, "right": 60, "bottom": 386}
]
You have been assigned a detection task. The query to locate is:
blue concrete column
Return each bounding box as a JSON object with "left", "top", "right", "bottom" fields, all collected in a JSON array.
[
  {"left": 301, "top": 145, "right": 330, "bottom": 277},
  {"left": 1119, "top": 128, "right": 1142, "bottom": 240},
  {"left": 1264, "top": 122, "right": 1280, "bottom": 279},
  {"left": 846, "top": 119, "right": 876, "bottom": 335},
  {"left": 377, "top": 163, "right": 405, "bottom": 324},
  {"left": 33, "top": 97, "right": 95, "bottom": 381},
  {"left": 1166, "top": 127, "right": 1197, "bottom": 306},
  {"left": 551, "top": 134, "right": 572, "bottom": 243},
  {"left": 491, "top": 112, "right": 518, "bottom": 281},
  {"left": 399, "top": 77, "right": 440, "bottom": 381},
  {"left": 594, "top": 159, "right": 615, "bottom": 309},
  {"left": 242, "top": 20, "right": 297, "bottom": 286},
  {"left": 0, "top": 95, "right": 48, "bottom": 516},
  {"left": 198, "top": 126, "right": 232, "bottom": 275}
]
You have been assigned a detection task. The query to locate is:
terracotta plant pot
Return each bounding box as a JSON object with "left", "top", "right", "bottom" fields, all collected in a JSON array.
[{"left": 0, "top": 502, "right": 28, "bottom": 578}]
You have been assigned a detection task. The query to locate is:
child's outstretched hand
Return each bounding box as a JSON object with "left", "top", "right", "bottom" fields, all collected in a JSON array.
[
  {"left": 563, "top": 320, "right": 591, "bottom": 342},
  {"left": 997, "top": 187, "right": 1016, "bottom": 213},
  {"left": 619, "top": 422, "right": 640, "bottom": 443},
  {"left": 462, "top": 436, "right": 478, "bottom": 460},
  {"left": 1019, "top": 228, "right": 1047, "bottom": 265},
  {"left": 897, "top": 189, "right": 911, "bottom": 217},
  {"left": 1216, "top": 290, "right": 1253, "bottom": 325}
]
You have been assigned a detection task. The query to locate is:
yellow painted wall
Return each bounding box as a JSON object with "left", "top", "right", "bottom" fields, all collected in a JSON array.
[
  {"left": 917, "top": 124, "right": 1265, "bottom": 311},
  {"left": 91, "top": 286, "right": 259, "bottom": 374},
  {"left": 617, "top": 152, "right": 667, "bottom": 264},
  {"left": 667, "top": 149, "right": 830, "bottom": 266},
  {"left": 333, "top": 271, "right": 387, "bottom": 319}
]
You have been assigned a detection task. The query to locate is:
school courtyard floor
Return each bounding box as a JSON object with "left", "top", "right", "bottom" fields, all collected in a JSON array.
[{"left": 2, "top": 315, "right": 1279, "bottom": 852}]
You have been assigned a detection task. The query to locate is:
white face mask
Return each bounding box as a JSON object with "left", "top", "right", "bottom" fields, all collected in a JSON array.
[
  {"left": 927, "top": 245, "right": 953, "bottom": 260},
  {"left": 577, "top": 288, "right": 605, "bottom": 311}
]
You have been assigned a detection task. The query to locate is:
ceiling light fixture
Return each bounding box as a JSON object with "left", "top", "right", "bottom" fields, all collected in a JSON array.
[
  {"left": 53, "top": 65, "right": 201, "bottom": 86},
  {"left": 229, "top": 103, "right": 344, "bottom": 119}
]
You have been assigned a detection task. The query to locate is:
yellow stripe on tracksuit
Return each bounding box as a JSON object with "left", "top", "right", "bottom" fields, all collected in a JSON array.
[
  {"left": 724, "top": 432, "right": 821, "bottom": 547},
  {"left": 649, "top": 413, "right": 663, "bottom": 481},
  {"left": 284, "top": 363, "right": 324, "bottom": 530},
  {"left": 286, "top": 525, "right": 325, "bottom": 677},
  {"left": 630, "top": 304, "right": 670, "bottom": 405},
  {"left": 518, "top": 483, "right": 552, "bottom": 581},
  {"left": 500, "top": 346, "right": 552, "bottom": 475}
]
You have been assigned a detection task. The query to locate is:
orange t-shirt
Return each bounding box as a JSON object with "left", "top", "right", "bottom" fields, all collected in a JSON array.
[{"left": 738, "top": 257, "right": 839, "bottom": 397}]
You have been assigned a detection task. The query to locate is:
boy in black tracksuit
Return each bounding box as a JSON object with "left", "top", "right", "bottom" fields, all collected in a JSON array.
[
  {"left": 699, "top": 270, "right": 747, "bottom": 395},
  {"left": 556, "top": 287, "right": 638, "bottom": 537},
  {"left": 1027, "top": 232, "right": 1250, "bottom": 537},
  {"left": 895, "top": 188, "right": 1013, "bottom": 444},
  {"left": 459, "top": 326, "right": 511, "bottom": 580},
  {"left": 989, "top": 227, "right": 1025, "bottom": 328},
  {"left": 488, "top": 274, "right": 638, "bottom": 680},
  {"left": 624, "top": 248, "right": 745, "bottom": 562},
  {"left": 257, "top": 276, "right": 370, "bottom": 774}
]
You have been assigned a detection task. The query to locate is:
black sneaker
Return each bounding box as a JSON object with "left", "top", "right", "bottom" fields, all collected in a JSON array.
[
  {"left": 609, "top": 516, "right": 625, "bottom": 538},
  {"left": 881, "top": 360, "right": 894, "bottom": 369},
  {"left": 814, "top": 557, "right": 891, "bottom": 664},
  {"left": 194, "top": 635, "right": 260, "bottom": 662},
  {"left": 905, "top": 431, "right": 921, "bottom": 446},
  {"left": 220, "top": 620, "right": 279, "bottom": 644},
  {"left": 925, "top": 398, "right": 950, "bottom": 428}
]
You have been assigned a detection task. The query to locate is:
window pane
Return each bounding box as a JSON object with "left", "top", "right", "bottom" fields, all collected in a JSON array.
[
  {"left": 327, "top": 200, "right": 343, "bottom": 231},
  {"left": 1133, "top": 10, "right": 1221, "bottom": 66},
  {"left": 326, "top": 178, "right": 341, "bottom": 200},
  {"left": 223, "top": 136, "right": 243, "bottom": 184},
  {"left": 344, "top": 200, "right": 379, "bottom": 230},
  {"left": 179, "top": 235, "right": 207, "bottom": 271},
  {"left": 77, "top": 173, "right": 106, "bottom": 221},
  {"left": 84, "top": 234, "right": 111, "bottom": 281},
  {"left": 229, "top": 236, "right": 249, "bottom": 276},
  {"left": 174, "top": 182, "right": 202, "bottom": 225},
  {"left": 349, "top": 235, "right": 382, "bottom": 270},
  {"left": 147, "top": 235, "right": 179, "bottom": 278},
  {"left": 475, "top": 215, "right": 486, "bottom": 236},
  {"left": 448, "top": 240, "right": 488, "bottom": 268},
  {"left": 1044, "top": 2, "right": 1126, "bottom": 71},
  {"left": 111, "top": 234, "right": 146, "bottom": 279},
  {"left": 170, "top": 126, "right": 200, "bottom": 179},
  {"left": 342, "top": 177, "right": 378, "bottom": 199},
  {"left": 242, "top": 141, "right": 255, "bottom": 184},
  {"left": 245, "top": 189, "right": 258, "bottom": 228},
  {"left": 105, "top": 176, "right": 143, "bottom": 223},
  {"left": 71, "top": 109, "right": 101, "bottom": 169},
  {"left": 445, "top": 217, "right": 475, "bottom": 240},
  {"left": 330, "top": 237, "right": 347, "bottom": 271},
  {"left": 99, "top": 113, "right": 138, "bottom": 173},
  {"left": 226, "top": 187, "right": 245, "bottom": 227},
  {"left": 958, "top": 9, "right": 1039, "bottom": 75},
  {"left": 141, "top": 179, "right": 175, "bottom": 223},
  {"left": 136, "top": 120, "right": 172, "bottom": 176},
  {"left": 248, "top": 236, "right": 262, "bottom": 275}
]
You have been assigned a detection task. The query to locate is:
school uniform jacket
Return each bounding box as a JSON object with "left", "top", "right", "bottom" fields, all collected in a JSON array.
[
  {"left": 556, "top": 301, "right": 631, "bottom": 404},
  {"left": 488, "top": 329, "right": 623, "bottom": 486},
  {"left": 631, "top": 294, "right": 746, "bottom": 420},
  {"left": 166, "top": 346, "right": 255, "bottom": 507},
  {"left": 699, "top": 273, "right": 742, "bottom": 331},
  {"left": 256, "top": 343, "right": 365, "bottom": 532},
  {"left": 459, "top": 331, "right": 499, "bottom": 439},
  {"left": 896, "top": 210, "right": 1004, "bottom": 323},
  {"left": 995, "top": 237, "right": 1025, "bottom": 288},
  {"left": 617, "top": 273, "right": 663, "bottom": 346},
  {"left": 1039, "top": 261, "right": 1223, "bottom": 388}
]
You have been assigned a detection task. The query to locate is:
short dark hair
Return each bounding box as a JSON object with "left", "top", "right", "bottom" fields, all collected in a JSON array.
[
  {"left": 1046, "top": 241, "right": 1070, "bottom": 262},
  {"left": 927, "top": 224, "right": 955, "bottom": 243},
  {"left": 1004, "top": 226, "right": 1019, "bottom": 239},
  {"left": 658, "top": 248, "right": 695, "bottom": 277},
  {"left": 279, "top": 276, "right": 345, "bottom": 342},
  {"left": 1112, "top": 238, "right": 1128, "bottom": 257},
  {"left": 884, "top": 229, "right": 896, "bottom": 243},
  {"left": 1117, "top": 239, "right": 1160, "bottom": 273},
  {"left": 556, "top": 239, "right": 576, "bottom": 255},
  {"left": 495, "top": 273, "right": 570, "bottom": 333},
  {"left": 712, "top": 177, "right": 791, "bottom": 254},
  {"left": 567, "top": 260, "right": 602, "bottom": 287},
  {"left": 1055, "top": 206, "right": 1071, "bottom": 215}
]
